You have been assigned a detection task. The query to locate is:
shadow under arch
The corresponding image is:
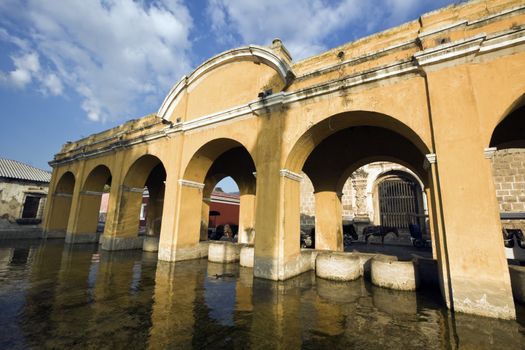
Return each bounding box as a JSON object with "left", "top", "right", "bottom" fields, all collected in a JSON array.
[
  {"left": 183, "top": 138, "right": 257, "bottom": 184},
  {"left": 46, "top": 171, "right": 76, "bottom": 233},
  {"left": 285, "top": 111, "right": 431, "bottom": 174},
  {"left": 335, "top": 156, "right": 428, "bottom": 195},
  {"left": 490, "top": 96, "right": 525, "bottom": 150}
]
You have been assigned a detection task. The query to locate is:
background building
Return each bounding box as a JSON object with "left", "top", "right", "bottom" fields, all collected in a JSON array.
[{"left": 0, "top": 158, "right": 51, "bottom": 225}]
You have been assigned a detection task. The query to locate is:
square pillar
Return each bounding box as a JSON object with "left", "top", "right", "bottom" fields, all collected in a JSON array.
[
  {"left": 238, "top": 193, "right": 256, "bottom": 244},
  {"left": 424, "top": 64, "right": 515, "bottom": 319},
  {"left": 314, "top": 191, "right": 343, "bottom": 251},
  {"left": 253, "top": 168, "right": 310, "bottom": 280},
  {"left": 158, "top": 179, "right": 209, "bottom": 261}
]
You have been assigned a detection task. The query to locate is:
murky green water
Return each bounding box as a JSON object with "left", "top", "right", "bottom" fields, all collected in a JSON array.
[{"left": 0, "top": 240, "right": 524, "bottom": 349}]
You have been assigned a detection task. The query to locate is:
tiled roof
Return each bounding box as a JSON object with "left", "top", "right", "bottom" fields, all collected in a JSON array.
[{"left": 0, "top": 158, "right": 51, "bottom": 183}]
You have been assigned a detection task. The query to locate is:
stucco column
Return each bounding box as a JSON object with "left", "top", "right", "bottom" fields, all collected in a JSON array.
[
  {"left": 42, "top": 168, "right": 59, "bottom": 233},
  {"left": 200, "top": 198, "right": 211, "bottom": 241},
  {"left": 65, "top": 162, "right": 87, "bottom": 238},
  {"left": 43, "top": 190, "right": 73, "bottom": 236},
  {"left": 238, "top": 193, "right": 256, "bottom": 244},
  {"left": 65, "top": 191, "right": 104, "bottom": 243},
  {"left": 158, "top": 179, "right": 208, "bottom": 261},
  {"left": 424, "top": 186, "right": 438, "bottom": 260},
  {"left": 424, "top": 66, "right": 515, "bottom": 319},
  {"left": 314, "top": 191, "right": 343, "bottom": 251},
  {"left": 254, "top": 168, "right": 306, "bottom": 281},
  {"left": 100, "top": 153, "right": 144, "bottom": 250}
]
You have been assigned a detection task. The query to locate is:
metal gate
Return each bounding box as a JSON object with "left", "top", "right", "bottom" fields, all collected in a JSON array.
[{"left": 378, "top": 176, "right": 420, "bottom": 229}]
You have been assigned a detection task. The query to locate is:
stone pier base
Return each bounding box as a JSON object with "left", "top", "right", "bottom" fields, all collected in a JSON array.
[
  {"left": 208, "top": 241, "right": 243, "bottom": 263},
  {"left": 316, "top": 252, "right": 361, "bottom": 281},
  {"left": 143, "top": 236, "right": 160, "bottom": 252},
  {"left": 101, "top": 235, "right": 144, "bottom": 251},
  {"left": 240, "top": 246, "right": 254, "bottom": 267},
  {"left": 371, "top": 257, "right": 418, "bottom": 291},
  {"left": 65, "top": 232, "right": 100, "bottom": 244}
]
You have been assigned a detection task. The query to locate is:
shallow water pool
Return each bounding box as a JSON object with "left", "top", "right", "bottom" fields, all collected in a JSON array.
[{"left": 0, "top": 239, "right": 524, "bottom": 349}]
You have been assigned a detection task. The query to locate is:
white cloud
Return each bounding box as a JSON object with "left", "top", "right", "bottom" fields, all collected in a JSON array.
[
  {"left": 0, "top": 0, "right": 193, "bottom": 122},
  {"left": 206, "top": 0, "right": 454, "bottom": 60}
]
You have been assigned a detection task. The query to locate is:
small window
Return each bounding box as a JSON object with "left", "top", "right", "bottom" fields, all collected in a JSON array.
[{"left": 21, "top": 196, "right": 41, "bottom": 219}]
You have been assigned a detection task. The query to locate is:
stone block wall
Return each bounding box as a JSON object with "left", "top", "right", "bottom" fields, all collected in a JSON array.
[
  {"left": 492, "top": 149, "right": 525, "bottom": 233},
  {"left": 492, "top": 149, "right": 525, "bottom": 213}
]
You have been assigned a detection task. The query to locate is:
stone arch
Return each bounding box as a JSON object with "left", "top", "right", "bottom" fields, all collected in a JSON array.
[
  {"left": 182, "top": 138, "right": 256, "bottom": 184},
  {"left": 46, "top": 171, "right": 75, "bottom": 233},
  {"left": 66, "top": 165, "right": 112, "bottom": 243},
  {"left": 177, "top": 138, "right": 257, "bottom": 248},
  {"left": 335, "top": 156, "right": 428, "bottom": 195},
  {"left": 285, "top": 111, "right": 430, "bottom": 252},
  {"left": 285, "top": 111, "right": 431, "bottom": 174},
  {"left": 116, "top": 154, "right": 167, "bottom": 237}
]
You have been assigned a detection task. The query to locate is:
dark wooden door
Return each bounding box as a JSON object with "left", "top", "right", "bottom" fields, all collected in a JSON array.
[{"left": 378, "top": 177, "right": 420, "bottom": 229}]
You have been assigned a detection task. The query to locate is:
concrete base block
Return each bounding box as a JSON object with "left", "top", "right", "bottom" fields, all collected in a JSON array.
[
  {"left": 254, "top": 250, "right": 318, "bottom": 281},
  {"left": 316, "top": 252, "right": 361, "bottom": 281},
  {"left": 240, "top": 246, "right": 254, "bottom": 267},
  {"left": 208, "top": 241, "right": 242, "bottom": 263},
  {"left": 65, "top": 232, "right": 100, "bottom": 244},
  {"left": 100, "top": 235, "right": 144, "bottom": 251},
  {"left": 451, "top": 278, "right": 516, "bottom": 319},
  {"left": 509, "top": 265, "right": 525, "bottom": 303},
  {"left": 158, "top": 241, "right": 210, "bottom": 262},
  {"left": 351, "top": 252, "right": 384, "bottom": 279},
  {"left": 0, "top": 228, "right": 44, "bottom": 240},
  {"left": 143, "top": 236, "right": 160, "bottom": 252},
  {"left": 371, "top": 258, "right": 419, "bottom": 291},
  {"left": 44, "top": 230, "right": 66, "bottom": 239}
]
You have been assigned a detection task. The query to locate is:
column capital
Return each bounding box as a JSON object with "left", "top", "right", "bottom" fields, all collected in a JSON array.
[
  {"left": 279, "top": 169, "right": 303, "bottom": 182},
  {"left": 121, "top": 185, "right": 145, "bottom": 193},
  {"left": 484, "top": 147, "right": 497, "bottom": 159},
  {"left": 423, "top": 153, "right": 437, "bottom": 170},
  {"left": 80, "top": 190, "right": 104, "bottom": 196},
  {"left": 178, "top": 179, "right": 205, "bottom": 189}
]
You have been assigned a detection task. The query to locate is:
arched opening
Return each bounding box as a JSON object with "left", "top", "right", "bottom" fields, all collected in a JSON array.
[
  {"left": 490, "top": 99, "right": 525, "bottom": 263},
  {"left": 117, "top": 155, "right": 166, "bottom": 238},
  {"left": 47, "top": 171, "right": 75, "bottom": 233},
  {"left": 290, "top": 111, "right": 432, "bottom": 257},
  {"left": 206, "top": 176, "right": 241, "bottom": 241},
  {"left": 66, "top": 165, "right": 112, "bottom": 243},
  {"left": 178, "top": 139, "right": 256, "bottom": 248}
]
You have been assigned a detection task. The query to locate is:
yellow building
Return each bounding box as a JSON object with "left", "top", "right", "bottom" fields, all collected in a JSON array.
[{"left": 43, "top": 0, "right": 525, "bottom": 319}]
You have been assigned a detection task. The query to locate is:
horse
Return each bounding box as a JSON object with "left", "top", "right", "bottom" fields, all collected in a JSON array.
[
  {"left": 362, "top": 225, "right": 399, "bottom": 244},
  {"left": 503, "top": 228, "right": 525, "bottom": 248}
]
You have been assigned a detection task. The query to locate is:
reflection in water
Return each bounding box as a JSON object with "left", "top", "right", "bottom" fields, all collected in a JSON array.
[{"left": 0, "top": 239, "right": 524, "bottom": 349}]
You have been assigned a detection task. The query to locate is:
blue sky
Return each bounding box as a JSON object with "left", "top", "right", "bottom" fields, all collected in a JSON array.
[{"left": 0, "top": 0, "right": 458, "bottom": 191}]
